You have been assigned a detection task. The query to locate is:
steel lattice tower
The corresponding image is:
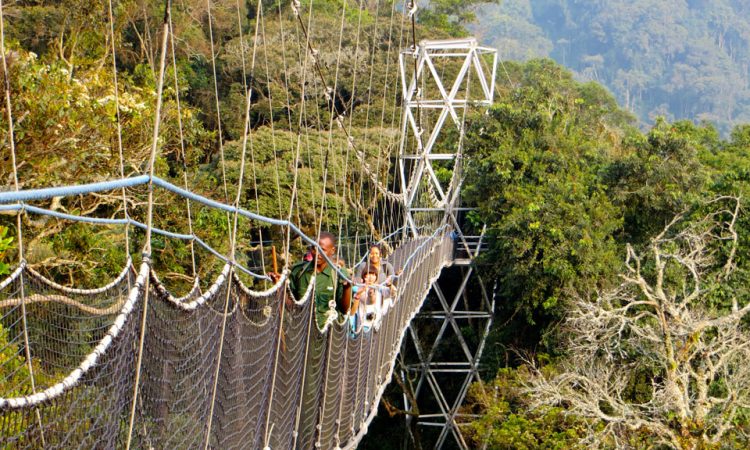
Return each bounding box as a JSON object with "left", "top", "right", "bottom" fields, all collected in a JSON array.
[{"left": 397, "top": 38, "right": 498, "bottom": 449}]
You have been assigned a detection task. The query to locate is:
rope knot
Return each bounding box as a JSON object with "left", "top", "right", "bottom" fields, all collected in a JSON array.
[
  {"left": 407, "top": 1, "right": 418, "bottom": 18},
  {"left": 291, "top": 0, "right": 301, "bottom": 17}
]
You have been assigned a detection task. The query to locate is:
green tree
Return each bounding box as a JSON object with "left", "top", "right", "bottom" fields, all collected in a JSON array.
[
  {"left": 463, "top": 60, "right": 628, "bottom": 346},
  {"left": 419, "top": 0, "right": 500, "bottom": 36},
  {"left": 472, "top": 0, "right": 750, "bottom": 136},
  {"left": 0, "top": 226, "right": 13, "bottom": 276},
  {"left": 604, "top": 119, "right": 714, "bottom": 244},
  {"left": 527, "top": 199, "right": 750, "bottom": 449},
  {"left": 464, "top": 365, "right": 591, "bottom": 449}
]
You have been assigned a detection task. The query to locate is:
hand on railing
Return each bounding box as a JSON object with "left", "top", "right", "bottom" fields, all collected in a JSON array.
[{"left": 268, "top": 272, "right": 281, "bottom": 284}]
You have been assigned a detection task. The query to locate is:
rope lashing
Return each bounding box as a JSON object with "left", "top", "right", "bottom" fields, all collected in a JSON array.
[
  {"left": 291, "top": 0, "right": 301, "bottom": 17},
  {"left": 407, "top": 1, "right": 418, "bottom": 18}
]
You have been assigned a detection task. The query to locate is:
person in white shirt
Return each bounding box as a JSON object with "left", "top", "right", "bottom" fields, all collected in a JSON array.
[{"left": 350, "top": 265, "right": 382, "bottom": 333}]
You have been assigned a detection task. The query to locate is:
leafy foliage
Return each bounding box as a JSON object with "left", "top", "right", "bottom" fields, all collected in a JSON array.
[
  {"left": 526, "top": 199, "right": 750, "bottom": 449},
  {"left": 464, "top": 365, "right": 591, "bottom": 449},
  {"left": 418, "top": 0, "right": 500, "bottom": 37},
  {"left": 464, "top": 57, "right": 750, "bottom": 448},
  {"left": 0, "top": 226, "right": 13, "bottom": 276},
  {"left": 463, "top": 60, "right": 628, "bottom": 338},
  {"left": 4, "top": 0, "right": 750, "bottom": 447}
]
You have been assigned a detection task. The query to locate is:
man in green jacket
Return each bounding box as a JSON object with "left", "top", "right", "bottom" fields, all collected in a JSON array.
[{"left": 285, "top": 231, "right": 353, "bottom": 329}]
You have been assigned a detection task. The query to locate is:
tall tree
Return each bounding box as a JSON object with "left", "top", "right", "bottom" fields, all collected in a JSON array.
[{"left": 527, "top": 198, "right": 750, "bottom": 449}]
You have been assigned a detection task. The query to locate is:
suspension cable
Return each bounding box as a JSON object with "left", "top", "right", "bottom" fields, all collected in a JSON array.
[
  {"left": 0, "top": 0, "right": 46, "bottom": 444},
  {"left": 125, "top": 0, "right": 171, "bottom": 447},
  {"left": 167, "top": 14, "right": 198, "bottom": 279},
  {"left": 241, "top": 0, "right": 269, "bottom": 280},
  {"left": 107, "top": 0, "right": 133, "bottom": 266}
]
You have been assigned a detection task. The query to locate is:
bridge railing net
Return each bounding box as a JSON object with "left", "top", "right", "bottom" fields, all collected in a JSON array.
[{"left": 0, "top": 229, "right": 453, "bottom": 449}]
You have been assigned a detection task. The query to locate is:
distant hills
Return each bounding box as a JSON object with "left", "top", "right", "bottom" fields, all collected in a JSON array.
[{"left": 470, "top": 0, "right": 750, "bottom": 135}]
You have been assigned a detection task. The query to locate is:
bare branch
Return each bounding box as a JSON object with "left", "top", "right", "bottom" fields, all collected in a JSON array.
[{"left": 525, "top": 197, "right": 750, "bottom": 449}]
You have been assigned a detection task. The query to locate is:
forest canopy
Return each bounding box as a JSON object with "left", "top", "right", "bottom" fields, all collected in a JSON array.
[
  {"left": 471, "top": 0, "right": 750, "bottom": 136},
  {"left": 2, "top": 0, "right": 750, "bottom": 448}
]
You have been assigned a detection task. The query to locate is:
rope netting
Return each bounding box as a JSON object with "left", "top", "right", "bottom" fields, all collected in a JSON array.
[
  {"left": 0, "top": 0, "right": 479, "bottom": 447},
  {"left": 0, "top": 229, "right": 453, "bottom": 448}
]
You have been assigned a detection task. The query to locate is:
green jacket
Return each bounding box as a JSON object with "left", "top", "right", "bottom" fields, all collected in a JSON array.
[{"left": 289, "top": 261, "right": 349, "bottom": 329}]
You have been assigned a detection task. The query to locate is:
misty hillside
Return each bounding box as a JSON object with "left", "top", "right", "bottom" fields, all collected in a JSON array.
[{"left": 471, "top": 0, "right": 750, "bottom": 135}]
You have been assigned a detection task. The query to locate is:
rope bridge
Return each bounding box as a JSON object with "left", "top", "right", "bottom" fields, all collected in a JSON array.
[
  {"left": 0, "top": 0, "right": 496, "bottom": 447},
  {"left": 0, "top": 182, "right": 455, "bottom": 448}
]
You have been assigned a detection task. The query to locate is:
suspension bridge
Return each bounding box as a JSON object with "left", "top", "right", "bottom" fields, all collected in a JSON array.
[{"left": 0, "top": 1, "right": 497, "bottom": 448}]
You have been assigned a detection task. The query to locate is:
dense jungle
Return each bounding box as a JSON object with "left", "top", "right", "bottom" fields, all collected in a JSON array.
[{"left": 1, "top": 1, "right": 750, "bottom": 449}]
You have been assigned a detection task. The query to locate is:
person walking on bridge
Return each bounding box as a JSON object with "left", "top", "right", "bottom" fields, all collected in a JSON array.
[
  {"left": 272, "top": 231, "right": 352, "bottom": 329},
  {"left": 355, "top": 243, "right": 396, "bottom": 286}
]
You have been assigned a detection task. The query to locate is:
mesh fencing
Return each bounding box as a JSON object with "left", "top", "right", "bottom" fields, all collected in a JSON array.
[{"left": 0, "top": 231, "right": 453, "bottom": 449}]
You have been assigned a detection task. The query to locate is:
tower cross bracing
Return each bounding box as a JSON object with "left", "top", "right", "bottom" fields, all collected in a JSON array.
[{"left": 397, "top": 38, "right": 497, "bottom": 449}]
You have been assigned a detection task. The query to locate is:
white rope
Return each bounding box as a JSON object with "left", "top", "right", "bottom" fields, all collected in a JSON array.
[
  {"left": 351, "top": 0, "right": 389, "bottom": 248},
  {"left": 236, "top": 0, "right": 270, "bottom": 280},
  {"left": 387, "top": 4, "right": 412, "bottom": 236},
  {"left": 291, "top": 274, "right": 318, "bottom": 449},
  {"left": 126, "top": 1, "right": 171, "bottom": 447},
  {"left": 0, "top": 293, "right": 128, "bottom": 316},
  {"left": 26, "top": 258, "right": 132, "bottom": 295},
  {"left": 232, "top": 269, "right": 288, "bottom": 299},
  {"left": 203, "top": 0, "right": 255, "bottom": 439},
  {"left": 407, "top": 0, "right": 418, "bottom": 18},
  {"left": 167, "top": 14, "right": 198, "bottom": 277},
  {"left": 0, "top": 263, "right": 25, "bottom": 291},
  {"left": 290, "top": 274, "right": 316, "bottom": 306},
  {"left": 313, "top": 0, "right": 348, "bottom": 323},
  {"left": 0, "top": 261, "right": 148, "bottom": 409},
  {"left": 259, "top": 1, "right": 285, "bottom": 221},
  {"left": 316, "top": 312, "right": 338, "bottom": 448},
  {"left": 283, "top": 0, "right": 315, "bottom": 272},
  {"left": 149, "top": 268, "right": 208, "bottom": 308}
]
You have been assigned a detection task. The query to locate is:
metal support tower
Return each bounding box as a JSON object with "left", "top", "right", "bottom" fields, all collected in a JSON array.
[
  {"left": 397, "top": 38, "right": 497, "bottom": 449},
  {"left": 398, "top": 38, "right": 497, "bottom": 238}
]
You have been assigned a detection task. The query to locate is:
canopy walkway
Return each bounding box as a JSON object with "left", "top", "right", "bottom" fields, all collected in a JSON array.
[
  {"left": 0, "top": 200, "right": 454, "bottom": 449},
  {"left": 0, "top": 0, "right": 497, "bottom": 448}
]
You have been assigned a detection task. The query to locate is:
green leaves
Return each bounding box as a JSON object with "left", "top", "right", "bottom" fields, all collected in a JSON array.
[
  {"left": 0, "top": 226, "right": 14, "bottom": 276},
  {"left": 464, "top": 365, "right": 589, "bottom": 449},
  {"left": 418, "top": 0, "right": 500, "bottom": 36},
  {"left": 464, "top": 60, "right": 624, "bottom": 328},
  {"left": 465, "top": 59, "right": 750, "bottom": 348}
]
